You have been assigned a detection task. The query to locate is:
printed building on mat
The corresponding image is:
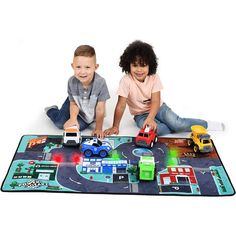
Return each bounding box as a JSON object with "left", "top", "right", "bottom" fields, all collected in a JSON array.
[
  {"left": 82, "top": 158, "right": 127, "bottom": 174},
  {"left": 159, "top": 166, "right": 197, "bottom": 185}
]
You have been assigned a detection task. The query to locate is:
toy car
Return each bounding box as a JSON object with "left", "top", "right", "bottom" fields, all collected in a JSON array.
[
  {"left": 135, "top": 126, "right": 158, "bottom": 148},
  {"left": 81, "top": 138, "right": 112, "bottom": 158},
  {"left": 63, "top": 126, "right": 82, "bottom": 146},
  {"left": 187, "top": 125, "right": 213, "bottom": 153},
  {"left": 137, "top": 155, "right": 156, "bottom": 181}
]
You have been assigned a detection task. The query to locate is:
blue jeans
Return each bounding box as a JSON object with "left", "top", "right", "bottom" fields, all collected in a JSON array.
[
  {"left": 134, "top": 103, "right": 208, "bottom": 136},
  {"left": 46, "top": 97, "right": 92, "bottom": 130}
]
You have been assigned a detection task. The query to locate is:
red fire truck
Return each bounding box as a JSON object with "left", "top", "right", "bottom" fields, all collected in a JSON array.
[{"left": 135, "top": 126, "right": 158, "bottom": 148}]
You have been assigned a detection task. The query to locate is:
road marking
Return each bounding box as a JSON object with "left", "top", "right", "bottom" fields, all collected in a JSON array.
[
  {"left": 69, "top": 177, "right": 82, "bottom": 185},
  {"left": 157, "top": 148, "right": 165, "bottom": 154},
  {"left": 122, "top": 152, "right": 128, "bottom": 158}
]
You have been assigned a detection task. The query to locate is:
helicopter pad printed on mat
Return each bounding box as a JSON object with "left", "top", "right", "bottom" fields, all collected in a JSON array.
[{"left": 1, "top": 135, "right": 235, "bottom": 196}]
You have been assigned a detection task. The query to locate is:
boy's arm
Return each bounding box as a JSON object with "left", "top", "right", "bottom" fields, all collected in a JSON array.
[
  {"left": 64, "top": 101, "right": 80, "bottom": 129},
  {"left": 143, "top": 91, "right": 160, "bottom": 131},
  {"left": 92, "top": 101, "right": 106, "bottom": 138},
  {"left": 104, "top": 96, "right": 127, "bottom": 135}
]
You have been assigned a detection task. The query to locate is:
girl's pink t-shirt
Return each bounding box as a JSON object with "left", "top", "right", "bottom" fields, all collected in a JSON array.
[{"left": 117, "top": 74, "right": 163, "bottom": 115}]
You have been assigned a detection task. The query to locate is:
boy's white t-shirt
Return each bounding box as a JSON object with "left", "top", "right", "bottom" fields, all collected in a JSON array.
[{"left": 117, "top": 74, "right": 163, "bottom": 115}]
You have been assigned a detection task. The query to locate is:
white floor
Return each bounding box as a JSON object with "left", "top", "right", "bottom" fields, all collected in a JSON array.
[{"left": 1, "top": 1, "right": 236, "bottom": 235}]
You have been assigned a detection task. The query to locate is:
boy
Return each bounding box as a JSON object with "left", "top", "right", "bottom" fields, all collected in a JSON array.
[{"left": 45, "top": 45, "right": 110, "bottom": 138}]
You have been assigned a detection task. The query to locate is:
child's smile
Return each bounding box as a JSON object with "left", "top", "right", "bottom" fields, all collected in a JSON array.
[
  {"left": 130, "top": 62, "right": 149, "bottom": 82},
  {"left": 71, "top": 56, "right": 98, "bottom": 86}
]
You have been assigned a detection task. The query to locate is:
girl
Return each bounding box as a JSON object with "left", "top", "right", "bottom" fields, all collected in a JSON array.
[{"left": 104, "top": 40, "right": 211, "bottom": 136}]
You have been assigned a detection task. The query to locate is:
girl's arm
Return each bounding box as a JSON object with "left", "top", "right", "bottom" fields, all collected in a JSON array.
[
  {"left": 104, "top": 96, "right": 127, "bottom": 135},
  {"left": 143, "top": 91, "right": 161, "bottom": 131}
]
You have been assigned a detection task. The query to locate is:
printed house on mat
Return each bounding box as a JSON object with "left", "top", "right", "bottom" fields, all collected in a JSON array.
[{"left": 159, "top": 166, "right": 197, "bottom": 185}]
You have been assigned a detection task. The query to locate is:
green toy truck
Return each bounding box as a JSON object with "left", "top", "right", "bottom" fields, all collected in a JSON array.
[{"left": 138, "top": 155, "right": 156, "bottom": 181}]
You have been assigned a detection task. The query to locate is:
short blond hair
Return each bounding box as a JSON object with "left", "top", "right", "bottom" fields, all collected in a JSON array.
[{"left": 74, "top": 45, "right": 96, "bottom": 57}]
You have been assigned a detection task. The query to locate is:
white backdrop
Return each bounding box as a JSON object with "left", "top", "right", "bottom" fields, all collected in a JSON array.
[{"left": 0, "top": 1, "right": 235, "bottom": 235}]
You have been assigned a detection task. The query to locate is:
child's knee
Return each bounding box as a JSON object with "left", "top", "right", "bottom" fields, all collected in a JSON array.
[
  {"left": 157, "top": 124, "right": 171, "bottom": 136},
  {"left": 54, "top": 121, "right": 64, "bottom": 130},
  {"left": 134, "top": 115, "right": 147, "bottom": 129},
  {"left": 136, "top": 122, "right": 143, "bottom": 129}
]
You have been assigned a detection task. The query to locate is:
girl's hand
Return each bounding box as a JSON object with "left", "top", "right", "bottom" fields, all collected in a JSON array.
[
  {"left": 63, "top": 119, "right": 80, "bottom": 130},
  {"left": 104, "top": 127, "right": 119, "bottom": 136},
  {"left": 143, "top": 118, "right": 157, "bottom": 131},
  {"left": 92, "top": 129, "right": 105, "bottom": 139}
]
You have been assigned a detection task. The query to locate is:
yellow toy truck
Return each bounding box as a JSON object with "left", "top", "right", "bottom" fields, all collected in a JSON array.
[{"left": 187, "top": 125, "right": 213, "bottom": 153}]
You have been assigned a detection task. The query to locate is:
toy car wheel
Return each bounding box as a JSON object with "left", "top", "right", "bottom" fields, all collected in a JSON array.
[
  {"left": 150, "top": 141, "right": 154, "bottom": 148},
  {"left": 187, "top": 139, "right": 193, "bottom": 146},
  {"left": 99, "top": 150, "right": 108, "bottom": 158},
  {"left": 193, "top": 145, "right": 199, "bottom": 153},
  {"left": 84, "top": 149, "right": 93, "bottom": 157}
]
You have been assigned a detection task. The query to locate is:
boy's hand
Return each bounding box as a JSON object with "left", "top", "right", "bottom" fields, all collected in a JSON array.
[
  {"left": 64, "top": 119, "right": 80, "bottom": 130},
  {"left": 143, "top": 118, "right": 157, "bottom": 131},
  {"left": 92, "top": 130, "right": 105, "bottom": 139},
  {"left": 104, "top": 127, "right": 119, "bottom": 136}
]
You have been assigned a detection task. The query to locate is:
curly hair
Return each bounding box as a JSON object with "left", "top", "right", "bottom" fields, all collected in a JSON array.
[{"left": 119, "top": 40, "right": 158, "bottom": 75}]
